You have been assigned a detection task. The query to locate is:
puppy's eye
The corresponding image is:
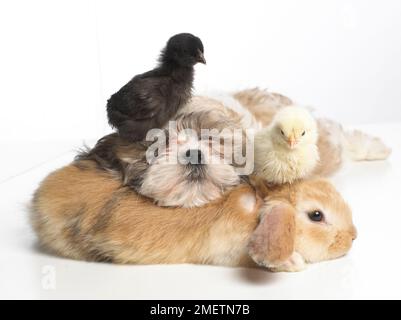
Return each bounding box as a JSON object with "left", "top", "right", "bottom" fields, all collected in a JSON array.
[
  {"left": 302, "top": 131, "right": 306, "bottom": 136},
  {"left": 308, "top": 210, "right": 324, "bottom": 222},
  {"left": 280, "top": 130, "right": 285, "bottom": 135}
]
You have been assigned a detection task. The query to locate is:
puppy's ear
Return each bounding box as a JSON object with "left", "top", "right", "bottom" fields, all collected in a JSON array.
[
  {"left": 122, "top": 160, "right": 149, "bottom": 190},
  {"left": 115, "top": 143, "right": 151, "bottom": 190},
  {"left": 248, "top": 201, "right": 296, "bottom": 267}
]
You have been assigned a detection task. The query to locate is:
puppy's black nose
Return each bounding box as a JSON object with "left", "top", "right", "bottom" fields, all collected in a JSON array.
[{"left": 185, "top": 149, "right": 204, "bottom": 165}]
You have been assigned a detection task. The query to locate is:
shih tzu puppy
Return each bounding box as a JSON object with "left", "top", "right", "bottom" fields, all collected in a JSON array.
[{"left": 78, "top": 109, "right": 251, "bottom": 208}]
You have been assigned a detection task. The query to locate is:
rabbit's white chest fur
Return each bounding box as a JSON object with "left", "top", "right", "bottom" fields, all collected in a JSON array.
[{"left": 254, "top": 138, "right": 319, "bottom": 184}]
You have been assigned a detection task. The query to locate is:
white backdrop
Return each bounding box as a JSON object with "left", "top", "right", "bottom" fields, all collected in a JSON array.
[{"left": 1, "top": 0, "right": 401, "bottom": 142}]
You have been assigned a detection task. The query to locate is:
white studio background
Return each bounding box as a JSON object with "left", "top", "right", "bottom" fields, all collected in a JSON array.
[{"left": 1, "top": 0, "right": 401, "bottom": 143}]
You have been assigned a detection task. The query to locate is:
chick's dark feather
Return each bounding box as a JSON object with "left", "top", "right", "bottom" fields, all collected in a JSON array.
[{"left": 107, "top": 33, "right": 205, "bottom": 142}]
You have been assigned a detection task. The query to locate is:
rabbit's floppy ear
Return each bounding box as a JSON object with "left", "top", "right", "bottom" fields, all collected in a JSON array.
[{"left": 248, "top": 201, "right": 296, "bottom": 267}]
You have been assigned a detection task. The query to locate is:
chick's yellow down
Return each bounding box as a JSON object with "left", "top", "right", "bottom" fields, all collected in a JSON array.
[{"left": 254, "top": 106, "right": 319, "bottom": 184}]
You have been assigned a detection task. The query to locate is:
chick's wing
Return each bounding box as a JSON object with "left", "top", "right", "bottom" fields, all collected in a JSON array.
[{"left": 124, "top": 75, "right": 170, "bottom": 120}]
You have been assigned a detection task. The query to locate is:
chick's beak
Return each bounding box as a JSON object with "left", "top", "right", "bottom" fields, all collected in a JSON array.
[
  {"left": 287, "top": 136, "right": 297, "bottom": 149},
  {"left": 197, "top": 50, "right": 206, "bottom": 64}
]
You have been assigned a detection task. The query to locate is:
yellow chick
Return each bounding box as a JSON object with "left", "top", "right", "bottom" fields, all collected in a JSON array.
[{"left": 254, "top": 106, "right": 319, "bottom": 184}]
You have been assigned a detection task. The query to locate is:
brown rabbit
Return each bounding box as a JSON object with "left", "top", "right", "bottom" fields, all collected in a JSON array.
[{"left": 30, "top": 160, "right": 356, "bottom": 272}]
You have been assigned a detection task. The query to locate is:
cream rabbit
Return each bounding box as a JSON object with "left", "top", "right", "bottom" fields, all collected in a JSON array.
[{"left": 30, "top": 159, "right": 356, "bottom": 272}]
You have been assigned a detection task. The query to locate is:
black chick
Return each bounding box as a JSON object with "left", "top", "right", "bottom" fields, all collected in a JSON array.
[{"left": 107, "top": 33, "right": 206, "bottom": 142}]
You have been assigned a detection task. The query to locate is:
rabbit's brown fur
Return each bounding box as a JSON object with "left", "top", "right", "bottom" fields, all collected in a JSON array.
[{"left": 31, "top": 160, "right": 356, "bottom": 271}]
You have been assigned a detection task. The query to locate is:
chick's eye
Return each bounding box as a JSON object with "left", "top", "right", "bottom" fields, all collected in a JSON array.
[
  {"left": 308, "top": 210, "right": 324, "bottom": 222},
  {"left": 302, "top": 131, "right": 306, "bottom": 136}
]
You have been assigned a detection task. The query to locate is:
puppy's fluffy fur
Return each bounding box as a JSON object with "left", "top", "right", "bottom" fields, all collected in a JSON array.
[
  {"left": 30, "top": 160, "right": 356, "bottom": 271},
  {"left": 79, "top": 109, "right": 246, "bottom": 208}
]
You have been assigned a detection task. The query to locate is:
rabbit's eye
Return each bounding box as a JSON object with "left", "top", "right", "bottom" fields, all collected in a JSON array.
[{"left": 308, "top": 210, "right": 324, "bottom": 222}]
